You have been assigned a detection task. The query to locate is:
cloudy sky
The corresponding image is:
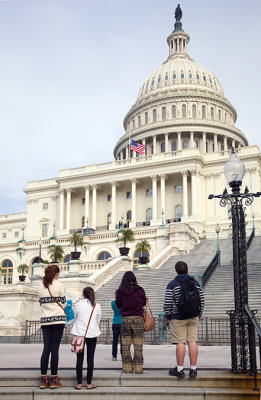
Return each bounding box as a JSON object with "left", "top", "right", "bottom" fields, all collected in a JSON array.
[{"left": 0, "top": 0, "right": 260, "bottom": 215}]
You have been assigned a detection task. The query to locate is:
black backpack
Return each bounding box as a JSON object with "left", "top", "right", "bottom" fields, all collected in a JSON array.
[{"left": 176, "top": 277, "right": 201, "bottom": 319}]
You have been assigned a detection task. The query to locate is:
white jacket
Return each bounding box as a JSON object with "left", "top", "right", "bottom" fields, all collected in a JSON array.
[{"left": 71, "top": 298, "right": 101, "bottom": 338}]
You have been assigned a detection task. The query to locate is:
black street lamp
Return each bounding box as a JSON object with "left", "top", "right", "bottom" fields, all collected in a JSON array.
[
  {"left": 215, "top": 223, "right": 221, "bottom": 265},
  {"left": 209, "top": 148, "right": 261, "bottom": 373}
]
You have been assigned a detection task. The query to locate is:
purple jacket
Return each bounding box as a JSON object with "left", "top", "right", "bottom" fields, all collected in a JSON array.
[{"left": 116, "top": 285, "right": 146, "bottom": 317}]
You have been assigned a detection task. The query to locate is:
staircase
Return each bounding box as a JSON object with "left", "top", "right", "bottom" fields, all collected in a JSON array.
[{"left": 0, "top": 369, "right": 259, "bottom": 399}]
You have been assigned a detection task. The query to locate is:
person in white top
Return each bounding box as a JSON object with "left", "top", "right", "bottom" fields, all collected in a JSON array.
[{"left": 71, "top": 287, "right": 101, "bottom": 390}]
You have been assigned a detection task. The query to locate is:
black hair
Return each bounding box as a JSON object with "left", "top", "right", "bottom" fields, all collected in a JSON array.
[
  {"left": 119, "top": 271, "right": 139, "bottom": 294},
  {"left": 175, "top": 261, "right": 188, "bottom": 275},
  {"left": 83, "top": 287, "right": 95, "bottom": 306}
]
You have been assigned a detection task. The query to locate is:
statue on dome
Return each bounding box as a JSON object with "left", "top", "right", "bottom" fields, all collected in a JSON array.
[{"left": 175, "top": 4, "right": 182, "bottom": 21}]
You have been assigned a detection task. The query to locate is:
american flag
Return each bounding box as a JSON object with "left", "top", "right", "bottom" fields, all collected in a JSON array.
[{"left": 131, "top": 139, "right": 146, "bottom": 155}]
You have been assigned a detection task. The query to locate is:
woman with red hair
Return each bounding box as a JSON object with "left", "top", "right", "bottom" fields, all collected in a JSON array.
[{"left": 38, "top": 264, "right": 66, "bottom": 389}]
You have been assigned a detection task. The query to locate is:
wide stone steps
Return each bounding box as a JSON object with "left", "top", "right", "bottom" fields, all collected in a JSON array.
[{"left": 0, "top": 370, "right": 260, "bottom": 399}]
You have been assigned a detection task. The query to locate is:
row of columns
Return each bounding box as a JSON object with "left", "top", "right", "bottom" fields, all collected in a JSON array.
[
  {"left": 118, "top": 132, "right": 241, "bottom": 160},
  {"left": 58, "top": 171, "right": 197, "bottom": 230}
]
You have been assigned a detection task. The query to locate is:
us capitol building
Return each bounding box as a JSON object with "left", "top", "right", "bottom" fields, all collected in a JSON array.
[{"left": 0, "top": 6, "right": 260, "bottom": 340}]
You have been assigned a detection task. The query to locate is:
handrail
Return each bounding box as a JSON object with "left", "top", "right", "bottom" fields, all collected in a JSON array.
[
  {"left": 244, "top": 304, "right": 261, "bottom": 391},
  {"left": 199, "top": 252, "right": 219, "bottom": 287},
  {"left": 246, "top": 228, "right": 255, "bottom": 250}
]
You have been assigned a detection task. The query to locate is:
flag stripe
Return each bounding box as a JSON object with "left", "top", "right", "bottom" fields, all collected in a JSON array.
[{"left": 131, "top": 140, "right": 146, "bottom": 155}]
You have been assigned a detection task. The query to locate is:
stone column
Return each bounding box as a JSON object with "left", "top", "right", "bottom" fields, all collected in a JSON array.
[
  {"left": 177, "top": 132, "right": 181, "bottom": 151},
  {"left": 92, "top": 185, "right": 97, "bottom": 229},
  {"left": 58, "top": 189, "right": 64, "bottom": 230},
  {"left": 224, "top": 137, "right": 228, "bottom": 151},
  {"left": 214, "top": 133, "right": 218, "bottom": 152},
  {"left": 153, "top": 135, "right": 157, "bottom": 154},
  {"left": 160, "top": 174, "right": 166, "bottom": 217},
  {"left": 126, "top": 146, "right": 129, "bottom": 159},
  {"left": 84, "top": 186, "right": 90, "bottom": 224},
  {"left": 190, "top": 169, "right": 197, "bottom": 216},
  {"left": 203, "top": 132, "right": 206, "bottom": 153},
  {"left": 130, "top": 178, "right": 137, "bottom": 227},
  {"left": 152, "top": 175, "right": 158, "bottom": 220},
  {"left": 189, "top": 131, "right": 194, "bottom": 148},
  {"left": 66, "top": 188, "right": 71, "bottom": 230},
  {"left": 165, "top": 134, "right": 169, "bottom": 153},
  {"left": 182, "top": 170, "right": 188, "bottom": 217},
  {"left": 232, "top": 139, "right": 235, "bottom": 149},
  {"left": 111, "top": 181, "right": 116, "bottom": 228}
]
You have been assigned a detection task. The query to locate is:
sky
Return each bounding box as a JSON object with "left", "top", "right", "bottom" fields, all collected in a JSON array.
[{"left": 0, "top": 0, "right": 260, "bottom": 215}]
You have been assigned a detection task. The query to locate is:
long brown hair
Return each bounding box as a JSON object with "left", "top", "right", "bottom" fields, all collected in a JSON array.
[
  {"left": 43, "top": 264, "right": 60, "bottom": 288},
  {"left": 83, "top": 287, "right": 95, "bottom": 306}
]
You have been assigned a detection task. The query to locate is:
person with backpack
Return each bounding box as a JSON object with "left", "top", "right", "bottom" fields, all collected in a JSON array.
[{"left": 163, "top": 261, "right": 204, "bottom": 379}]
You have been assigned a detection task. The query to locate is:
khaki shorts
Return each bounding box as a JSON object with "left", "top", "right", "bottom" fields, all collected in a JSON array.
[{"left": 169, "top": 317, "right": 199, "bottom": 344}]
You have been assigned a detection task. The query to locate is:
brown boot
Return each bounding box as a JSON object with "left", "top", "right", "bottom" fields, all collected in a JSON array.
[
  {"left": 40, "top": 375, "right": 49, "bottom": 389},
  {"left": 49, "top": 375, "right": 62, "bottom": 389}
]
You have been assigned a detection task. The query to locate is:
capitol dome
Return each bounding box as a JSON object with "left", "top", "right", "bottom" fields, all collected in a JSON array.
[{"left": 113, "top": 6, "right": 247, "bottom": 160}]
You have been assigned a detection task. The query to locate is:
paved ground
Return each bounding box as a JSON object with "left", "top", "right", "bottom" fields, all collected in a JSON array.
[{"left": 0, "top": 343, "right": 232, "bottom": 370}]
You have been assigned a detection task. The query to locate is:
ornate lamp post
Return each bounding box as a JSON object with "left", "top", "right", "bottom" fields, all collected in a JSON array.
[
  {"left": 215, "top": 223, "right": 221, "bottom": 265},
  {"left": 252, "top": 212, "right": 255, "bottom": 234},
  {"left": 209, "top": 148, "right": 261, "bottom": 373}
]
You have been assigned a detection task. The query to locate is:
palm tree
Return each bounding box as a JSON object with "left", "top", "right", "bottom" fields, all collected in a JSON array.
[
  {"left": 17, "top": 264, "right": 29, "bottom": 276},
  {"left": 117, "top": 228, "right": 135, "bottom": 248},
  {"left": 135, "top": 240, "right": 151, "bottom": 257},
  {"left": 70, "top": 231, "right": 84, "bottom": 252},
  {"left": 48, "top": 245, "right": 65, "bottom": 263}
]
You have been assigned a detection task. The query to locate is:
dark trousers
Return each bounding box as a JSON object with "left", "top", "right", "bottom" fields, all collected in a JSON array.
[
  {"left": 112, "top": 324, "right": 122, "bottom": 357},
  {"left": 41, "top": 324, "right": 64, "bottom": 375},
  {"left": 76, "top": 337, "right": 97, "bottom": 385}
]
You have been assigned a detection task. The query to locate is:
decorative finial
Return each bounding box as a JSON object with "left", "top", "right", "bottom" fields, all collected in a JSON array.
[{"left": 174, "top": 4, "right": 183, "bottom": 32}]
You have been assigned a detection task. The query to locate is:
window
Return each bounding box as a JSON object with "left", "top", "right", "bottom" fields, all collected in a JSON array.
[
  {"left": 172, "top": 105, "right": 176, "bottom": 118},
  {"left": 165, "top": 73, "right": 168, "bottom": 81},
  {"left": 146, "top": 208, "right": 152, "bottom": 222},
  {"left": 127, "top": 210, "right": 132, "bottom": 223},
  {"left": 157, "top": 76, "right": 161, "bottom": 84},
  {"left": 43, "top": 203, "right": 48, "bottom": 210},
  {"left": 182, "top": 104, "right": 186, "bottom": 118},
  {"left": 138, "top": 115, "right": 141, "bottom": 127},
  {"left": 175, "top": 205, "right": 182, "bottom": 220},
  {"left": 145, "top": 111, "right": 148, "bottom": 124},
  {"left": 181, "top": 72, "right": 184, "bottom": 79},
  {"left": 82, "top": 198, "right": 85, "bottom": 205},
  {"left": 97, "top": 251, "right": 111, "bottom": 260},
  {"left": 202, "top": 105, "right": 206, "bottom": 119},
  {"left": 171, "top": 141, "right": 177, "bottom": 151},
  {"left": 132, "top": 119, "right": 135, "bottom": 129},
  {"left": 162, "top": 107, "right": 166, "bottom": 120},
  {"left": 107, "top": 194, "right": 112, "bottom": 201},
  {"left": 218, "top": 110, "right": 221, "bottom": 121},
  {"left": 133, "top": 249, "right": 149, "bottom": 267},
  {"left": 15, "top": 231, "right": 19, "bottom": 237},
  {"left": 1, "top": 259, "right": 13, "bottom": 284},
  {"left": 192, "top": 104, "right": 196, "bottom": 118},
  {"left": 175, "top": 185, "right": 182, "bottom": 193},
  {"left": 182, "top": 140, "right": 188, "bottom": 149},
  {"left": 126, "top": 192, "right": 132, "bottom": 199},
  {"left": 189, "top": 73, "right": 192, "bottom": 79},
  {"left": 64, "top": 255, "right": 71, "bottom": 263},
  {"left": 153, "top": 109, "right": 157, "bottom": 122},
  {"left": 211, "top": 107, "right": 214, "bottom": 120},
  {"left": 146, "top": 189, "right": 152, "bottom": 197},
  {"left": 107, "top": 213, "right": 112, "bottom": 225},
  {"left": 82, "top": 216, "right": 85, "bottom": 228},
  {"left": 161, "top": 142, "right": 165, "bottom": 153},
  {"left": 42, "top": 224, "right": 48, "bottom": 237},
  {"left": 194, "top": 140, "right": 199, "bottom": 148},
  {"left": 203, "top": 75, "right": 207, "bottom": 81},
  {"left": 2, "top": 233, "right": 6, "bottom": 239},
  {"left": 173, "top": 72, "right": 176, "bottom": 80}
]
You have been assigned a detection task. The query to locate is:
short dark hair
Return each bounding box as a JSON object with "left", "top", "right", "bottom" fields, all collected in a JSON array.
[{"left": 175, "top": 261, "right": 188, "bottom": 274}]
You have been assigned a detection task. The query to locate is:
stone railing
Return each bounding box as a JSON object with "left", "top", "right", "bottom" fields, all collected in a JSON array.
[{"left": 148, "top": 245, "right": 175, "bottom": 270}]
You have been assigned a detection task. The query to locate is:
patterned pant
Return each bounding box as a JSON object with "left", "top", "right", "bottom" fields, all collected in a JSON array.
[{"left": 121, "top": 316, "right": 144, "bottom": 373}]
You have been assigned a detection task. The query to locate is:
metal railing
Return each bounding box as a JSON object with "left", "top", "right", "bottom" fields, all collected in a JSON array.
[
  {"left": 199, "top": 253, "right": 219, "bottom": 287},
  {"left": 244, "top": 305, "right": 261, "bottom": 391},
  {"left": 25, "top": 317, "right": 240, "bottom": 345}
]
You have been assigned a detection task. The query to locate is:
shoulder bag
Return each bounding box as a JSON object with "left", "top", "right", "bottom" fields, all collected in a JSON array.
[
  {"left": 144, "top": 300, "right": 155, "bottom": 331},
  {"left": 71, "top": 304, "right": 96, "bottom": 353},
  {"left": 47, "top": 286, "right": 67, "bottom": 320}
]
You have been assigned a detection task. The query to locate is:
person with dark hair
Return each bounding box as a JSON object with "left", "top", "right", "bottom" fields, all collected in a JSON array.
[
  {"left": 116, "top": 271, "right": 146, "bottom": 374},
  {"left": 71, "top": 287, "right": 101, "bottom": 390},
  {"left": 111, "top": 294, "right": 122, "bottom": 361},
  {"left": 163, "top": 261, "right": 205, "bottom": 379},
  {"left": 38, "top": 264, "right": 66, "bottom": 389}
]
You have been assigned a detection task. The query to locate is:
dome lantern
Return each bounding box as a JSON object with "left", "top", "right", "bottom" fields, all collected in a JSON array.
[{"left": 167, "top": 4, "right": 190, "bottom": 59}]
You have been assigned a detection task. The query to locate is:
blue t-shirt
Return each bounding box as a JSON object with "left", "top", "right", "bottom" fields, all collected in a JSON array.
[{"left": 111, "top": 300, "right": 122, "bottom": 325}]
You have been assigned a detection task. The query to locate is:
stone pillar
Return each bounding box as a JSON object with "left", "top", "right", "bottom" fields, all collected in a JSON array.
[
  {"left": 203, "top": 132, "right": 206, "bottom": 153},
  {"left": 126, "top": 146, "right": 129, "bottom": 159},
  {"left": 92, "top": 185, "right": 97, "bottom": 229},
  {"left": 131, "top": 178, "right": 137, "bottom": 227},
  {"left": 191, "top": 169, "right": 197, "bottom": 216},
  {"left": 182, "top": 170, "right": 188, "bottom": 217},
  {"left": 189, "top": 131, "right": 194, "bottom": 148},
  {"left": 232, "top": 139, "right": 235, "bottom": 149},
  {"left": 165, "top": 134, "right": 169, "bottom": 153},
  {"left": 160, "top": 174, "right": 166, "bottom": 217},
  {"left": 214, "top": 134, "right": 218, "bottom": 152},
  {"left": 84, "top": 186, "right": 90, "bottom": 224},
  {"left": 224, "top": 137, "right": 228, "bottom": 151},
  {"left": 59, "top": 189, "right": 64, "bottom": 230},
  {"left": 111, "top": 181, "right": 116, "bottom": 228},
  {"left": 153, "top": 135, "right": 157, "bottom": 154},
  {"left": 177, "top": 132, "right": 181, "bottom": 151},
  {"left": 66, "top": 189, "right": 71, "bottom": 230},
  {"left": 152, "top": 175, "right": 158, "bottom": 220}
]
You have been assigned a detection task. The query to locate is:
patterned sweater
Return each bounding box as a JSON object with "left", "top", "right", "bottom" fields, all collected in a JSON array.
[
  {"left": 38, "top": 279, "right": 66, "bottom": 326},
  {"left": 163, "top": 274, "right": 205, "bottom": 320}
]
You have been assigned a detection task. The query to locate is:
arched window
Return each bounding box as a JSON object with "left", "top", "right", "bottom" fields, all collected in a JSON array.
[
  {"left": 138, "top": 115, "right": 141, "bottom": 127},
  {"left": 145, "top": 111, "right": 148, "bottom": 124},
  {"left": 224, "top": 113, "right": 227, "bottom": 122},
  {"left": 161, "top": 142, "right": 165, "bottom": 152},
  {"left": 172, "top": 105, "right": 176, "bottom": 118},
  {"left": 202, "top": 105, "right": 206, "bottom": 119},
  {"left": 132, "top": 119, "right": 135, "bottom": 129},
  {"left": 182, "top": 139, "right": 188, "bottom": 149},
  {"left": 133, "top": 249, "right": 150, "bottom": 267},
  {"left": 64, "top": 255, "right": 71, "bottom": 263},
  {"left": 162, "top": 107, "right": 166, "bottom": 120},
  {"left": 127, "top": 210, "right": 132, "bottom": 223},
  {"left": 218, "top": 110, "right": 221, "bottom": 121},
  {"left": 107, "top": 213, "right": 112, "bottom": 225},
  {"left": 153, "top": 109, "right": 157, "bottom": 122},
  {"left": 171, "top": 141, "right": 177, "bottom": 151},
  {"left": 1, "top": 259, "right": 13, "bottom": 284},
  {"left": 97, "top": 251, "right": 111, "bottom": 260},
  {"left": 182, "top": 104, "right": 186, "bottom": 118},
  {"left": 192, "top": 104, "right": 196, "bottom": 118},
  {"left": 146, "top": 208, "right": 152, "bottom": 223},
  {"left": 211, "top": 107, "right": 214, "bottom": 120},
  {"left": 175, "top": 205, "right": 182, "bottom": 220}
]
